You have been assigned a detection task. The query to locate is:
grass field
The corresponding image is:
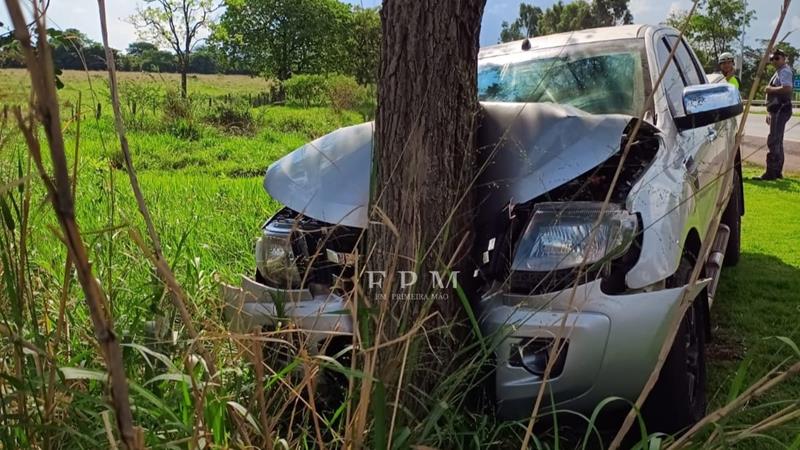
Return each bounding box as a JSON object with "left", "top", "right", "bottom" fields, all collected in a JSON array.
[
  {"left": 0, "top": 68, "right": 275, "bottom": 104},
  {"left": 1, "top": 70, "right": 799, "bottom": 448}
]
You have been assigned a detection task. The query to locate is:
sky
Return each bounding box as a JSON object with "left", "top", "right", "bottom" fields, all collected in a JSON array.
[{"left": 1, "top": 0, "right": 798, "bottom": 53}]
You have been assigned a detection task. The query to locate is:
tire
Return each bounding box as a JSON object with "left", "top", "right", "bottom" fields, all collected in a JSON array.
[
  {"left": 721, "top": 170, "right": 742, "bottom": 267},
  {"left": 643, "top": 256, "right": 707, "bottom": 434}
]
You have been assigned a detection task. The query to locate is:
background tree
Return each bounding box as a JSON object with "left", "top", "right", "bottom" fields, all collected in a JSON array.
[
  {"left": 591, "top": 0, "right": 633, "bottom": 27},
  {"left": 503, "top": 0, "right": 633, "bottom": 40},
  {"left": 538, "top": 0, "right": 594, "bottom": 35},
  {"left": 367, "top": 0, "right": 485, "bottom": 395},
  {"left": 739, "top": 40, "right": 799, "bottom": 96},
  {"left": 215, "top": 0, "right": 352, "bottom": 80},
  {"left": 124, "top": 41, "right": 178, "bottom": 72},
  {"left": 48, "top": 28, "right": 112, "bottom": 71},
  {"left": 188, "top": 45, "right": 221, "bottom": 73},
  {"left": 500, "top": 3, "right": 542, "bottom": 42},
  {"left": 345, "top": 6, "right": 381, "bottom": 85},
  {"left": 130, "top": 0, "right": 219, "bottom": 97},
  {"left": 499, "top": 20, "right": 525, "bottom": 43},
  {"left": 667, "top": 0, "right": 755, "bottom": 70}
]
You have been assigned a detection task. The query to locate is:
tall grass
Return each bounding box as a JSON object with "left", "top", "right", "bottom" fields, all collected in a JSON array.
[{"left": 0, "top": 1, "right": 799, "bottom": 449}]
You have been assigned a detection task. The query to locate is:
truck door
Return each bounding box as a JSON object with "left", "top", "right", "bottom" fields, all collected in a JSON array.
[{"left": 657, "top": 35, "right": 722, "bottom": 237}]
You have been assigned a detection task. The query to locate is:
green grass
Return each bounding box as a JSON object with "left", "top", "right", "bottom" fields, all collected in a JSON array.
[
  {"left": 0, "top": 72, "right": 367, "bottom": 447},
  {"left": 0, "top": 68, "right": 276, "bottom": 104},
  {"left": 705, "top": 168, "right": 800, "bottom": 447},
  {"left": 1, "top": 69, "right": 799, "bottom": 448}
]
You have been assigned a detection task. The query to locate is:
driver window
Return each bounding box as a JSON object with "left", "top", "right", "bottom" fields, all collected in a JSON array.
[{"left": 656, "top": 35, "right": 687, "bottom": 117}]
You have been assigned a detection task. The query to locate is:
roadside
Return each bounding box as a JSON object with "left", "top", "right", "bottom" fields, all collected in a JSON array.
[
  {"left": 745, "top": 105, "right": 800, "bottom": 116},
  {"left": 742, "top": 113, "right": 800, "bottom": 173}
]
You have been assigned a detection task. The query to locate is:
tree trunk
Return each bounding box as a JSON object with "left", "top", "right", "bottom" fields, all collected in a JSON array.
[
  {"left": 367, "top": 0, "right": 486, "bottom": 387},
  {"left": 180, "top": 67, "right": 188, "bottom": 98}
]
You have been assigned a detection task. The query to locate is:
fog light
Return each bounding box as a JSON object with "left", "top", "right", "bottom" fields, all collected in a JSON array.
[{"left": 509, "top": 338, "right": 568, "bottom": 377}]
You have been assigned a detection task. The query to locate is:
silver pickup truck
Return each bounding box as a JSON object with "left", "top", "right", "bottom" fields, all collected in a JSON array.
[{"left": 224, "top": 24, "right": 744, "bottom": 432}]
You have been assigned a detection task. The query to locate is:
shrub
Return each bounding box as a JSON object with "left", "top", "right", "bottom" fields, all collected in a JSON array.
[
  {"left": 162, "top": 90, "right": 194, "bottom": 121},
  {"left": 205, "top": 100, "right": 255, "bottom": 135},
  {"left": 283, "top": 74, "right": 376, "bottom": 118},
  {"left": 160, "top": 90, "right": 205, "bottom": 139},
  {"left": 284, "top": 74, "right": 329, "bottom": 107},
  {"left": 262, "top": 106, "right": 363, "bottom": 140},
  {"left": 167, "top": 118, "right": 202, "bottom": 141},
  {"left": 325, "top": 74, "right": 362, "bottom": 111},
  {"left": 116, "top": 81, "right": 164, "bottom": 131}
]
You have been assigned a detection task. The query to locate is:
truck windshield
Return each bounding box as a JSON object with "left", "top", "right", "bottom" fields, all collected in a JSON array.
[{"left": 478, "top": 39, "right": 648, "bottom": 117}]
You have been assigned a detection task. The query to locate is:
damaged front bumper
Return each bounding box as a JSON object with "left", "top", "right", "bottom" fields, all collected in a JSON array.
[
  {"left": 222, "top": 276, "right": 707, "bottom": 417},
  {"left": 482, "top": 279, "right": 708, "bottom": 418},
  {"left": 222, "top": 277, "right": 352, "bottom": 348}
]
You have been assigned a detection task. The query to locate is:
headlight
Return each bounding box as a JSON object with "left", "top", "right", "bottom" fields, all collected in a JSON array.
[
  {"left": 511, "top": 202, "right": 637, "bottom": 272},
  {"left": 255, "top": 231, "right": 302, "bottom": 288}
]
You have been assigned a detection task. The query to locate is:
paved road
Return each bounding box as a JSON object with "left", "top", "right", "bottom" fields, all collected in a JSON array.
[
  {"left": 742, "top": 112, "right": 800, "bottom": 173},
  {"left": 743, "top": 111, "right": 800, "bottom": 141}
]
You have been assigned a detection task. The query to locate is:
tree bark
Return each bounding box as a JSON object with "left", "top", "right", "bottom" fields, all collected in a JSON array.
[
  {"left": 367, "top": 0, "right": 486, "bottom": 385},
  {"left": 180, "top": 63, "right": 188, "bottom": 98}
]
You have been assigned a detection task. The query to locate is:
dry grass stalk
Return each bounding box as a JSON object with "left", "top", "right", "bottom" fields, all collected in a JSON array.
[
  {"left": 610, "top": 1, "right": 793, "bottom": 447},
  {"left": 670, "top": 361, "right": 800, "bottom": 449},
  {"left": 125, "top": 225, "right": 214, "bottom": 360},
  {"left": 520, "top": 2, "right": 703, "bottom": 447},
  {"left": 96, "top": 1, "right": 225, "bottom": 399},
  {"left": 3, "top": 0, "right": 141, "bottom": 448}
]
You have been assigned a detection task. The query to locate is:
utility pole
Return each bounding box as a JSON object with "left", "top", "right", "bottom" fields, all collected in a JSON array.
[{"left": 739, "top": 0, "right": 746, "bottom": 80}]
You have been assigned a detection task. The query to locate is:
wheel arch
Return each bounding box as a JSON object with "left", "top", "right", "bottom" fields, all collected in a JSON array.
[{"left": 681, "top": 228, "right": 712, "bottom": 340}]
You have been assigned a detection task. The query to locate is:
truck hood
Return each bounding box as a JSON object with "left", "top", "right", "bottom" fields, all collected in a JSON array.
[{"left": 264, "top": 102, "right": 636, "bottom": 228}]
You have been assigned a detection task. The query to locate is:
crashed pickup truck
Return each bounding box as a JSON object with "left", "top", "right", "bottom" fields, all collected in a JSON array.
[{"left": 224, "top": 24, "right": 744, "bottom": 431}]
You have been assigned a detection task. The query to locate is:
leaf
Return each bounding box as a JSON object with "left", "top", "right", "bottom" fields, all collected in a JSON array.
[
  {"left": 420, "top": 400, "right": 448, "bottom": 442},
  {"left": 59, "top": 367, "right": 108, "bottom": 381},
  {"left": 391, "top": 427, "right": 411, "bottom": 450},
  {"left": 454, "top": 277, "right": 486, "bottom": 355},
  {"left": 774, "top": 336, "right": 800, "bottom": 358},
  {"left": 0, "top": 197, "right": 15, "bottom": 231},
  {"left": 727, "top": 358, "right": 751, "bottom": 403},
  {"left": 124, "top": 342, "right": 179, "bottom": 372},
  {"left": 226, "top": 400, "right": 261, "bottom": 433},
  {"left": 129, "top": 381, "right": 184, "bottom": 426},
  {"left": 372, "top": 381, "right": 387, "bottom": 450},
  {"left": 144, "top": 373, "right": 193, "bottom": 386}
]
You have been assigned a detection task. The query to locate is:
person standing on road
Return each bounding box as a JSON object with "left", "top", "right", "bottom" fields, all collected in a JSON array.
[
  {"left": 761, "top": 49, "right": 794, "bottom": 180},
  {"left": 718, "top": 52, "right": 740, "bottom": 89}
]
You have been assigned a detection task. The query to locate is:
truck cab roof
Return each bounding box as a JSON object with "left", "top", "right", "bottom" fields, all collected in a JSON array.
[{"left": 479, "top": 24, "right": 672, "bottom": 59}]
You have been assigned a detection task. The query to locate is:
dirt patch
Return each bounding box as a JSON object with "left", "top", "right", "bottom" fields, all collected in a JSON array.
[{"left": 707, "top": 325, "right": 747, "bottom": 361}]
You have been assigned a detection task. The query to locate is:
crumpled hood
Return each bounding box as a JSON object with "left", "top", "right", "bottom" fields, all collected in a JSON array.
[
  {"left": 264, "top": 122, "right": 374, "bottom": 228},
  {"left": 264, "top": 102, "right": 636, "bottom": 228}
]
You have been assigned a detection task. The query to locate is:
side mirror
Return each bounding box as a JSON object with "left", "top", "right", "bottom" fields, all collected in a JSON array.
[{"left": 674, "top": 83, "right": 742, "bottom": 130}]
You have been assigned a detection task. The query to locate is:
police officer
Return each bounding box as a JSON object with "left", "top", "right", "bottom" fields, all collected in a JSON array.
[
  {"left": 718, "top": 52, "right": 740, "bottom": 89},
  {"left": 761, "top": 48, "right": 794, "bottom": 180}
]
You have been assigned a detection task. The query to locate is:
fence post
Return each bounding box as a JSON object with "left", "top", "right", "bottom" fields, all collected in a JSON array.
[{"left": 96, "top": 103, "right": 102, "bottom": 120}]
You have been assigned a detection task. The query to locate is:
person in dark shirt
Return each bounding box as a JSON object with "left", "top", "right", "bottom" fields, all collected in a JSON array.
[{"left": 760, "top": 49, "right": 794, "bottom": 180}]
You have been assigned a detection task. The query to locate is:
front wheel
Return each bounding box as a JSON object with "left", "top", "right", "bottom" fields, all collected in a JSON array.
[{"left": 643, "top": 256, "right": 707, "bottom": 434}]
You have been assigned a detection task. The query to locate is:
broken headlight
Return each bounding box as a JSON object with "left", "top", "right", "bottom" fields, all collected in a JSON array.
[
  {"left": 511, "top": 202, "right": 637, "bottom": 272},
  {"left": 255, "top": 222, "right": 302, "bottom": 288}
]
